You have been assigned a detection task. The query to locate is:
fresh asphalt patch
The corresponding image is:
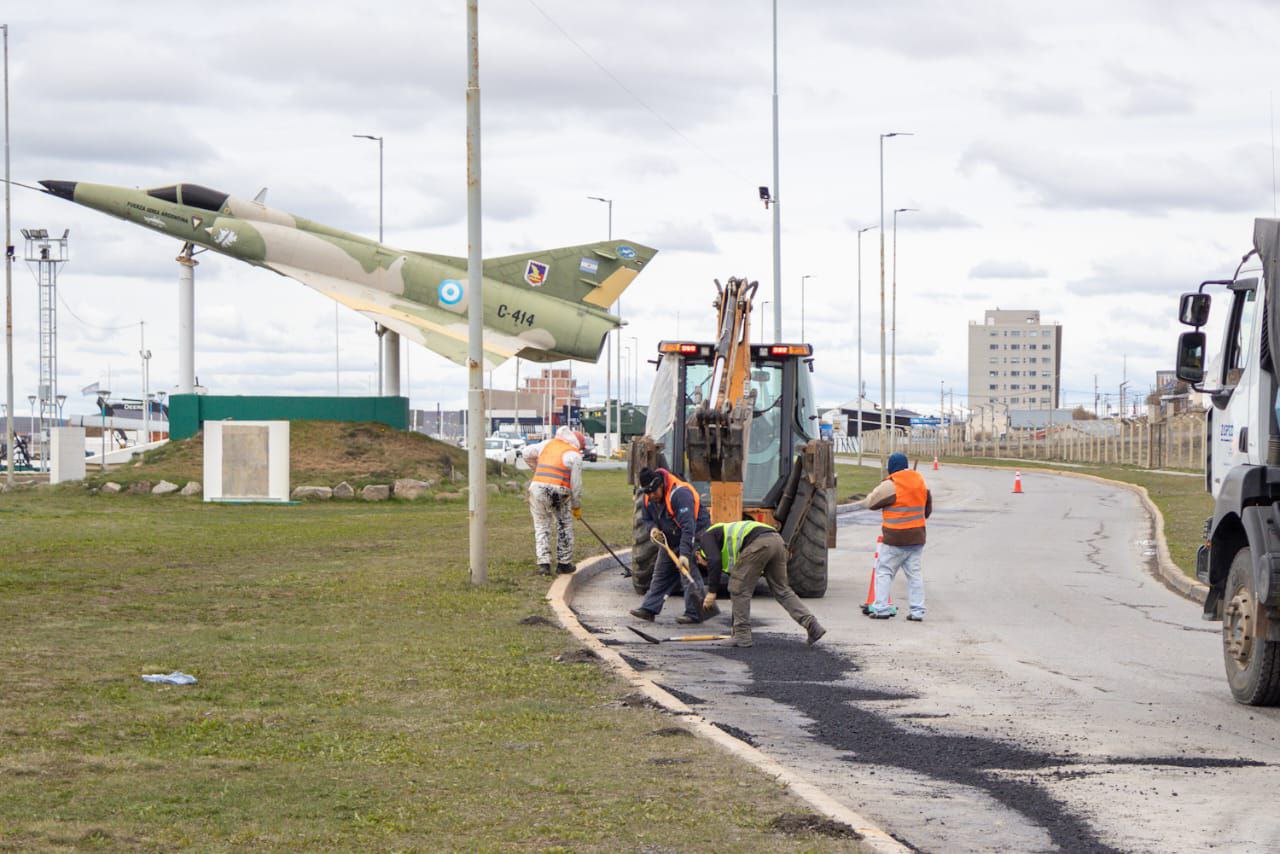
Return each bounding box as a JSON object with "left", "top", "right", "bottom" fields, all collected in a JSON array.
[
  {"left": 690, "top": 634, "right": 1267, "bottom": 854},
  {"left": 653, "top": 682, "right": 705, "bottom": 706}
]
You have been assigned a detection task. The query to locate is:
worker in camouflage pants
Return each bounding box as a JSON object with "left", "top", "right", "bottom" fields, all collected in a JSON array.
[{"left": 523, "top": 426, "right": 586, "bottom": 575}]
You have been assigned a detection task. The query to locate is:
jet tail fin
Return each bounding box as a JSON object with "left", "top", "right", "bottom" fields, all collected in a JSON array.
[{"left": 415, "top": 240, "right": 657, "bottom": 312}]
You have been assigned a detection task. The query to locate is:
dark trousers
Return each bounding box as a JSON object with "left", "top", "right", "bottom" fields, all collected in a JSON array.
[{"left": 641, "top": 549, "right": 706, "bottom": 619}]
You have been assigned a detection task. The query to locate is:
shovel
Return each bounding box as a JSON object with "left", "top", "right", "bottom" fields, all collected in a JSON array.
[
  {"left": 649, "top": 528, "right": 702, "bottom": 592},
  {"left": 627, "top": 625, "right": 731, "bottom": 644}
]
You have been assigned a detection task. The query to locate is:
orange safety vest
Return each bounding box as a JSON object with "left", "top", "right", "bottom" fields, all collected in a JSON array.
[
  {"left": 644, "top": 469, "right": 701, "bottom": 523},
  {"left": 881, "top": 469, "right": 927, "bottom": 530},
  {"left": 532, "top": 438, "right": 576, "bottom": 488}
]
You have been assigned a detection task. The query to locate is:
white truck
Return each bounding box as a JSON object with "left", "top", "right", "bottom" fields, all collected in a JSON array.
[{"left": 1175, "top": 218, "right": 1280, "bottom": 705}]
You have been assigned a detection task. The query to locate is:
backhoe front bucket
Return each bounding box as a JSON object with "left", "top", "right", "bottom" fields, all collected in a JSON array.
[{"left": 685, "top": 396, "right": 753, "bottom": 482}]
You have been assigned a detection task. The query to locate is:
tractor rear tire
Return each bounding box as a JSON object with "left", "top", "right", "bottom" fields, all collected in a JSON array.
[
  {"left": 631, "top": 497, "right": 659, "bottom": 595},
  {"left": 1223, "top": 547, "right": 1280, "bottom": 706},
  {"left": 786, "top": 478, "right": 829, "bottom": 598}
]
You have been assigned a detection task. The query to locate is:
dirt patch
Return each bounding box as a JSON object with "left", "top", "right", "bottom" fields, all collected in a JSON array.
[
  {"left": 619, "top": 693, "right": 661, "bottom": 710},
  {"left": 711, "top": 721, "right": 757, "bottom": 747},
  {"left": 769, "top": 812, "right": 861, "bottom": 840},
  {"left": 518, "top": 615, "right": 554, "bottom": 627},
  {"left": 650, "top": 727, "right": 692, "bottom": 738},
  {"left": 89, "top": 421, "right": 523, "bottom": 489},
  {"left": 555, "top": 649, "right": 598, "bottom": 664}
]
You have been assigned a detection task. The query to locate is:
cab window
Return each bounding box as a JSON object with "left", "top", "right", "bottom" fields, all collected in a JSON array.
[{"left": 1223, "top": 285, "right": 1258, "bottom": 387}]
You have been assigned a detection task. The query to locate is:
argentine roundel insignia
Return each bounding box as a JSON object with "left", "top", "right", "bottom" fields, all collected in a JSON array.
[
  {"left": 438, "top": 278, "right": 464, "bottom": 306},
  {"left": 524, "top": 259, "right": 549, "bottom": 287}
]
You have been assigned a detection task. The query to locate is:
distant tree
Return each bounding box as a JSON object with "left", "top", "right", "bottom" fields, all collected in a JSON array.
[{"left": 1071, "top": 406, "right": 1097, "bottom": 420}]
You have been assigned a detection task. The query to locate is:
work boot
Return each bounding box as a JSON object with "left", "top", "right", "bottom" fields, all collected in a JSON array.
[
  {"left": 675, "top": 613, "right": 703, "bottom": 625},
  {"left": 629, "top": 607, "right": 656, "bottom": 622},
  {"left": 805, "top": 618, "right": 827, "bottom": 646},
  {"left": 557, "top": 562, "right": 576, "bottom": 574},
  {"left": 723, "top": 633, "right": 753, "bottom": 648},
  {"left": 869, "top": 605, "right": 898, "bottom": 620},
  {"left": 907, "top": 613, "right": 924, "bottom": 623},
  {"left": 536, "top": 563, "right": 552, "bottom": 576}
]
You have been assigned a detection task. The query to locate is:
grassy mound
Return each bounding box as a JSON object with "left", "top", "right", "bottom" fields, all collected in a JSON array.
[{"left": 86, "top": 421, "right": 520, "bottom": 490}]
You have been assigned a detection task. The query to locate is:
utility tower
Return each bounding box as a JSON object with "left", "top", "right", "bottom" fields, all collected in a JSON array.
[{"left": 21, "top": 228, "right": 68, "bottom": 471}]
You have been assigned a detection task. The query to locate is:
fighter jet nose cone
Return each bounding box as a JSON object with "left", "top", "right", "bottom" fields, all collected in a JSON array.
[{"left": 39, "top": 180, "right": 77, "bottom": 200}]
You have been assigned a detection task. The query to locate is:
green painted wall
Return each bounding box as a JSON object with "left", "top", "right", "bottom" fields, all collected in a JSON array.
[{"left": 169, "top": 395, "right": 409, "bottom": 440}]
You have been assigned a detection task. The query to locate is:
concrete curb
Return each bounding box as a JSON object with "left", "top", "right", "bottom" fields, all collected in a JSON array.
[
  {"left": 940, "top": 461, "right": 1209, "bottom": 605},
  {"left": 548, "top": 555, "right": 908, "bottom": 854}
]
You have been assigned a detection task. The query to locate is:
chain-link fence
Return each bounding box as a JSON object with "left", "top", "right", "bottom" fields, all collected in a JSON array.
[{"left": 855, "top": 410, "right": 1207, "bottom": 472}]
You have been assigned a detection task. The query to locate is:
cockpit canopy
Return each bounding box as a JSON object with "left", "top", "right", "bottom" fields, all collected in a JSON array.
[{"left": 146, "top": 184, "right": 230, "bottom": 213}]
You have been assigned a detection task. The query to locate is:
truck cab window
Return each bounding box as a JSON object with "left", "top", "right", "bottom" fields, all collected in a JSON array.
[{"left": 1223, "top": 285, "right": 1258, "bottom": 388}]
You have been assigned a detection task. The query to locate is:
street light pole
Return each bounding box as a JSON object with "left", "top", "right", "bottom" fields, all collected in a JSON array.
[
  {"left": 760, "top": 301, "right": 770, "bottom": 344},
  {"left": 771, "top": 0, "right": 782, "bottom": 342},
  {"left": 890, "top": 206, "right": 916, "bottom": 453},
  {"left": 800, "top": 274, "right": 813, "bottom": 341},
  {"left": 855, "top": 225, "right": 875, "bottom": 468},
  {"left": 465, "top": 0, "right": 487, "bottom": 585},
  {"left": 588, "top": 195, "right": 613, "bottom": 456},
  {"left": 2, "top": 24, "right": 11, "bottom": 486},
  {"left": 878, "top": 131, "right": 911, "bottom": 470},
  {"left": 354, "top": 133, "right": 398, "bottom": 397},
  {"left": 629, "top": 335, "right": 639, "bottom": 410}
]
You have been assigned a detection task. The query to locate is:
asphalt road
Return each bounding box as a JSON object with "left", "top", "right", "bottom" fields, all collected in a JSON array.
[{"left": 572, "top": 465, "right": 1280, "bottom": 853}]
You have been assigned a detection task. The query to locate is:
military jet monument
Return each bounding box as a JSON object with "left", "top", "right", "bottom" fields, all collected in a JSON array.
[{"left": 39, "top": 180, "right": 655, "bottom": 368}]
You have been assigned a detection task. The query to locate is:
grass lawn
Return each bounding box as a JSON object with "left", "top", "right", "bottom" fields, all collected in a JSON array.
[
  {"left": 933, "top": 454, "right": 1212, "bottom": 577},
  {"left": 0, "top": 470, "right": 862, "bottom": 851}
]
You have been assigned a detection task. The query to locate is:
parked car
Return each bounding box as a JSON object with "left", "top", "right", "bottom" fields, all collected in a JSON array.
[
  {"left": 494, "top": 430, "right": 526, "bottom": 451},
  {"left": 484, "top": 437, "right": 518, "bottom": 466},
  {"left": 581, "top": 437, "right": 598, "bottom": 462}
]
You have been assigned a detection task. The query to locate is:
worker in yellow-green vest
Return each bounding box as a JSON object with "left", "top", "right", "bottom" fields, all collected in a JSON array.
[{"left": 697, "top": 520, "right": 825, "bottom": 648}]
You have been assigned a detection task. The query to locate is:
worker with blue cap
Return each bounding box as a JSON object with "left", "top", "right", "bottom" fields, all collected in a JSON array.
[{"left": 854, "top": 452, "right": 932, "bottom": 621}]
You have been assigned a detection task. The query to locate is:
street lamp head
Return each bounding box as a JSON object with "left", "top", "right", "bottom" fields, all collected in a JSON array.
[
  {"left": 587, "top": 195, "right": 612, "bottom": 204},
  {"left": 857, "top": 224, "right": 878, "bottom": 235},
  {"left": 353, "top": 133, "right": 381, "bottom": 141},
  {"left": 881, "top": 131, "right": 914, "bottom": 140},
  {"left": 894, "top": 207, "right": 918, "bottom": 214}
]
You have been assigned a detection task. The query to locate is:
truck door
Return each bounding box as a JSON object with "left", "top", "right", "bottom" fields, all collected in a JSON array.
[{"left": 1211, "top": 278, "right": 1261, "bottom": 493}]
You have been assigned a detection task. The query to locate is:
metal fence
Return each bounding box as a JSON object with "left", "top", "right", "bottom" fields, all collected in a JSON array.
[{"left": 856, "top": 410, "right": 1208, "bottom": 472}]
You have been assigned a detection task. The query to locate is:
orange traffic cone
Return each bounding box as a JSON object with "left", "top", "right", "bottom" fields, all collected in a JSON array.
[
  {"left": 932, "top": 455, "right": 939, "bottom": 471},
  {"left": 1012, "top": 470, "right": 1024, "bottom": 494},
  {"left": 861, "top": 535, "right": 891, "bottom": 615}
]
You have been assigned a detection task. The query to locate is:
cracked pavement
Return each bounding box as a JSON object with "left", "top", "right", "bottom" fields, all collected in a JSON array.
[{"left": 572, "top": 465, "right": 1280, "bottom": 852}]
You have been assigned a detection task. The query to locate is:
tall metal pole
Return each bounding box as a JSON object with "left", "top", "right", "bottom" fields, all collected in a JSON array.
[
  {"left": 588, "top": 196, "right": 613, "bottom": 456},
  {"left": 878, "top": 135, "right": 886, "bottom": 471},
  {"left": 466, "top": 0, "right": 487, "bottom": 585},
  {"left": 800, "top": 274, "right": 813, "bottom": 341},
  {"left": 177, "top": 244, "right": 196, "bottom": 394},
  {"left": 771, "top": 0, "right": 782, "bottom": 342},
  {"left": 2, "top": 24, "right": 11, "bottom": 486},
  {"left": 890, "top": 207, "right": 915, "bottom": 452},
  {"left": 856, "top": 225, "right": 875, "bottom": 468},
  {"left": 878, "top": 132, "right": 911, "bottom": 468}
]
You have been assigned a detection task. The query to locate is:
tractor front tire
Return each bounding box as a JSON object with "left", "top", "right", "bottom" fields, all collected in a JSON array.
[
  {"left": 1223, "top": 547, "right": 1280, "bottom": 706},
  {"left": 786, "top": 478, "right": 829, "bottom": 598},
  {"left": 631, "top": 498, "right": 658, "bottom": 595}
]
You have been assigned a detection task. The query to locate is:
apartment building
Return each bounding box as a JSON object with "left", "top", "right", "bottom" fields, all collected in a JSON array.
[{"left": 967, "top": 309, "right": 1062, "bottom": 411}]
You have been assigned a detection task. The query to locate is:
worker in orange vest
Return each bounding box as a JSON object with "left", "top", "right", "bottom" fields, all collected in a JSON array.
[
  {"left": 630, "top": 466, "right": 711, "bottom": 624},
  {"left": 855, "top": 452, "right": 932, "bottom": 621},
  {"left": 522, "top": 426, "right": 587, "bottom": 576}
]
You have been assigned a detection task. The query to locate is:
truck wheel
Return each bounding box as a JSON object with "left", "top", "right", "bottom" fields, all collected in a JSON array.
[
  {"left": 630, "top": 497, "right": 658, "bottom": 595},
  {"left": 1223, "top": 547, "right": 1280, "bottom": 706},
  {"left": 786, "top": 478, "right": 829, "bottom": 598}
]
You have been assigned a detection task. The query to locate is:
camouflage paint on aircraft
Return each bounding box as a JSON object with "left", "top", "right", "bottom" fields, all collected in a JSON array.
[{"left": 38, "top": 180, "right": 657, "bottom": 369}]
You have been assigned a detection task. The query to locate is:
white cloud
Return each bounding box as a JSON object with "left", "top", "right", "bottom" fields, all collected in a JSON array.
[{"left": 970, "top": 260, "right": 1048, "bottom": 279}]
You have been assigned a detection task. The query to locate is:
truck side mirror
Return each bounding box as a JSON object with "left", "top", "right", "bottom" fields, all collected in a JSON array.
[
  {"left": 1175, "top": 331, "right": 1206, "bottom": 383},
  {"left": 1179, "top": 292, "right": 1211, "bottom": 326}
]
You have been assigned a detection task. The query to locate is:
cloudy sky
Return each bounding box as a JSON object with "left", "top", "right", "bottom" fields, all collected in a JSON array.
[{"left": 2, "top": 0, "right": 1276, "bottom": 419}]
